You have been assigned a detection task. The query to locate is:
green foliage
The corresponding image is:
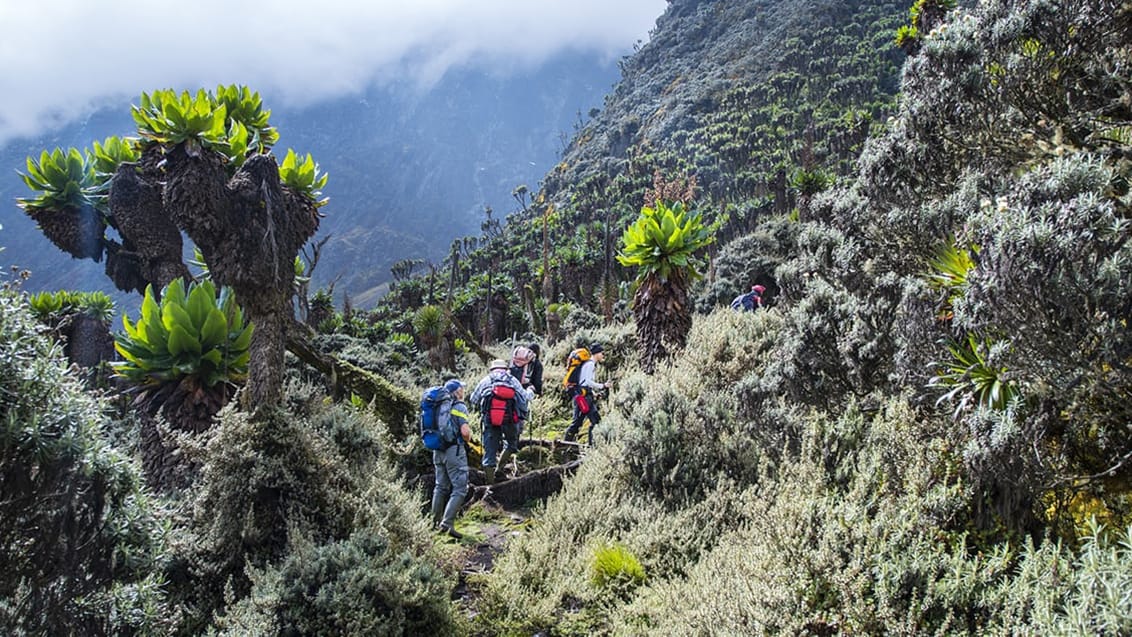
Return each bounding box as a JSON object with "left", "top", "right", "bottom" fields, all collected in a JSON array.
[
  {"left": 591, "top": 542, "right": 647, "bottom": 591},
  {"left": 16, "top": 147, "right": 95, "bottom": 211},
  {"left": 114, "top": 278, "right": 252, "bottom": 387},
  {"left": 279, "top": 148, "right": 330, "bottom": 207},
  {"left": 27, "top": 289, "right": 115, "bottom": 322},
  {"left": 180, "top": 391, "right": 455, "bottom": 633},
  {"left": 223, "top": 119, "right": 250, "bottom": 168},
  {"left": 127, "top": 85, "right": 282, "bottom": 167},
  {"left": 0, "top": 290, "right": 171, "bottom": 635},
  {"left": 217, "top": 529, "right": 455, "bottom": 636},
  {"left": 547, "top": 302, "right": 572, "bottom": 318},
  {"left": 927, "top": 237, "right": 976, "bottom": 293},
  {"left": 909, "top": 0, "right": 956, "bottom": 30},
  {"left": 213, "top": 84, "right": 279, "bottom": 150},
  {"left": 387, "top": 332, "right": 414, "bottom": 348},
  {"left": 788, "top": 167, "right": 834, "bottom": 197},
  {"left": 411, "top": 304, "right": 447, "bottom": 340},
  {"left": 131, "top": 88, "right": 228, "bottom": 153},
  {"left": 311, "top": 329, "right": 432, "bottom": 390},
  {"left": 895, "top": 0, "right": 956, "bottom": 51},
  {"left": 894, "top": 23, "right": 919, "bottom": 49},
  {"left": 90, "top": 135, "right": 140, "bottom": 175},
  {"left": 930, "top": 334, "right": 1019, "bottom": 416},
  {"left": 476, "top": 307, "right": 1132, "bottom": 633},
  {"left": 616, "top": 200, "right": 714, "bottom": 281}
]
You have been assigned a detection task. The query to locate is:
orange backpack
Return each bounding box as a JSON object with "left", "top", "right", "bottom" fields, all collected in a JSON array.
[{"left": 562, "top": 347, "right": 592, "bottom": 389}]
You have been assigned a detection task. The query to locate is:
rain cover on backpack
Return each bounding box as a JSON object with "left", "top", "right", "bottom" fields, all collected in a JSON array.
[{"left": 420, "top": 386, "right": 456, "bottom": 450}]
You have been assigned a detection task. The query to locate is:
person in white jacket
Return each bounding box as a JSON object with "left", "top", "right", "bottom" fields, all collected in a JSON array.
[{"left": 563, "top": 343, "right": 609, "bottom": 444}]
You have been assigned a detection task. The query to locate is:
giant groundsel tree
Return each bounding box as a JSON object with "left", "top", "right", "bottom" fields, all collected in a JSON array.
[
  {"left": 617, "top": 199, "right": 714, "bottom": 372},
  {"left": 17, "top": 86, "right": 325, "bottom": 405}
]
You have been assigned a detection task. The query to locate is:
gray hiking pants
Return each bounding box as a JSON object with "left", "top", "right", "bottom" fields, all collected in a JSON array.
[{"left": 431, "top": 443, "right": 468, "bottom": 530}]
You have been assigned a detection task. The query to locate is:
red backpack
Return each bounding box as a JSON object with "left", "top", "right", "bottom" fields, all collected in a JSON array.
[{"left": 485, "top": 380, "right": 519, "bottom": 427}]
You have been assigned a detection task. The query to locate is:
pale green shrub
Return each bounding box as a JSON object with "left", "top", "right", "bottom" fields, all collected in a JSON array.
[
  {"left": 174, "top": 390, "right": 453, "bottom": 633},
  {"left": 612, "top": 398, "right": 1001, "bottom": 635},
  {"left": 986, "top": 522, "right": 1132, "bottom": 635},
  {"left": 0, "top": 290, "right": 172, "bottom": 635},
  {"left": 216, "top": 528, "right": 454, "bottom": 636}
]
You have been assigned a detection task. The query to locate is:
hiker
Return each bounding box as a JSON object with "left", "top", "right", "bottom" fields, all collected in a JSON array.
[
  {"left": 470, "top": 359, "right": 532, "bottom": 484},
  {"left": 510, "top": 343, "right": 544, "bottom": 396},
  {"left": 563, "top": 343, "right": 609, "bottom": 444},
  {"left": 430, "top": 379, "right": 472, "bottom": 539},
  {"left": 730, "top": 284, "right": 765, "bottom": 312}
]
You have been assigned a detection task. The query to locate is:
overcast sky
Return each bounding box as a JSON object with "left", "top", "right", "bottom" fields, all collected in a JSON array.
[{"left": 0, "top": 0, "right": 666, "bottom": 147}]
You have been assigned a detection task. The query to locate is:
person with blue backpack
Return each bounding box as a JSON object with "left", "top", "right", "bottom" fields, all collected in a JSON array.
[{"left": 425, "top": 378, "right": 472, "bottom": 539}]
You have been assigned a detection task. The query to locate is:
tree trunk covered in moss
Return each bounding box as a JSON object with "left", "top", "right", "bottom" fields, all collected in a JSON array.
[
  {"left": 285, "top": 325, "right": 416, "bottom": 437},
  {"left": 469, "top": 460, "right": 582, "bottom": 509},
  {"left": 161, "top": 150, "right": 319, "bottom": 406}
]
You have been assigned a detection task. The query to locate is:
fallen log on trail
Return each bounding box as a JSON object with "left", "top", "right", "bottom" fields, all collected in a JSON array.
[
  {"left": 469, "top": 460, "right": 582, "bottom": 509},
  {"left": 285, "top": 322, "right": 415, "bottom": 437},
  {"left": 518, "top": 438, "right": 584, "bottom": 452}
]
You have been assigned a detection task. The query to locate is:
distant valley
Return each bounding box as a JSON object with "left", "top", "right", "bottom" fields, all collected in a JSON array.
[{"left": 0, "top": 53, "right": 622, "bottom": 308}]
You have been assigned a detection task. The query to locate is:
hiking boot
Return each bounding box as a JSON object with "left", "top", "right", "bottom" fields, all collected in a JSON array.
[
  {"left": 484, "top": 466, "right": 496, "bottom": 485},
  {"left": 438, "top": 524, "right": 463, "bottom": 540},
  {"left": 498, "top": 450, "right": 513, "bottom": 478},
  {"left": 562, "top": 432, "right": 577, "bottom": 443}
]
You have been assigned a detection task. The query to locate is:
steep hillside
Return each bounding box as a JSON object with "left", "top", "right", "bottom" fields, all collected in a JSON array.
[
  {"left": 466, "top": 0, "right": 1132, "bottom": 633},
  {"left": 550, "top": 0, "right": 904, "bottom": 198},
  {"left": 385, "top": 0, "right": 906, "bottom": 342}
]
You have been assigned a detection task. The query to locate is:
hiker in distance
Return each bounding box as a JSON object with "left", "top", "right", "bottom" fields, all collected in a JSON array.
[
  {"left": 510, "top": 343, "right": 544, "bottom": 396},
  {"left": 562, "top": 343, "right": 610, "bottom": 444},
  {"left": 470, "top": 359, "right": 532, "bottom": 485},
  {"left": 730, "top": 284, "right": 766, "bottom": 312},
  {"left": 429, "top": 379, "right": 472, "bottom": 539}
]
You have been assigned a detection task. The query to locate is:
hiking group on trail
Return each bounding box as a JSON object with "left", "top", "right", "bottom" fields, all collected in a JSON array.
[
  {"left": 422, "top": 341, "right": 609, "bottom": 537},
  {"left": 423, "top": 286, "right": 759, "bottom": 537}
]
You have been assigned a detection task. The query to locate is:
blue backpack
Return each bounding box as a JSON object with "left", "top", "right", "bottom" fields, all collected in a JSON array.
[{"left": 420, "top": 386, "right": 458, "bottom": 451}]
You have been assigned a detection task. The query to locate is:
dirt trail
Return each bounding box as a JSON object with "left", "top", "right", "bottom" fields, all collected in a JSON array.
[
  {"left": 448, "top": 505, "right": 529, "bottom": 617},
  {"left": 444, "top": 438, "right": 584, "bottom": 611}
]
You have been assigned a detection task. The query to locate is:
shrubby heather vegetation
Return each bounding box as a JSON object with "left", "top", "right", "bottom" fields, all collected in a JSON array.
[
  {"left": 468, "top": 0, "right": 1132, "bottom": 633},
  {"left": 4, "top": 0, "right": 1132, "bottom": 634}
]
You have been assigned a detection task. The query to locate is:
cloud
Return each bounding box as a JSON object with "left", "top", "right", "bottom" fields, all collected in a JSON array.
[{"left": 0, "top": 0, "right": 665, "bottom": 146}]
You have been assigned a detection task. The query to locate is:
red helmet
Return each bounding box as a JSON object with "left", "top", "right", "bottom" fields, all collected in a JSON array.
[{"left": 752, "top": 285, "right": 766, "bottom": 293}]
